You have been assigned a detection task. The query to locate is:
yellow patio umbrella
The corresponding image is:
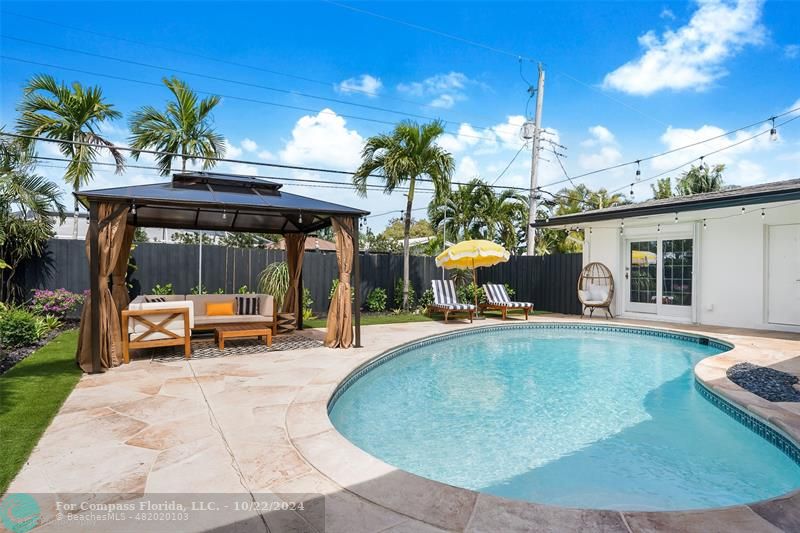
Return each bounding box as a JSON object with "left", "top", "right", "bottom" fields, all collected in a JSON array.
[{"left": 435, "top": 240, "right": 510, "bottom": 311}]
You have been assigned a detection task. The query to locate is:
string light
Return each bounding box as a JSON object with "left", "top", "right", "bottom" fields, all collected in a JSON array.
[
  {"left": 130, "top": 203, "right": 136, "bottom": 215},
  {"left": 741, "top": 207, "right": 746, "bottom": 215},
  {"left": 703, "top": 219, "right": 707, "bottom": 230},
  {"left": 635, "top": 160, "right": 641, "bottom": 181},
  {"left": 770, "top": 117, "right": 778, "bottom": 141},
  {"left": 674, "top": 212, "right": 678, "bottom": 223},
  {"left": 761, "top": 208, "right": 766, "bottom": 220},
  {"left": 222, "top": 209, "right": 227, "bottom": 220},
  {"left": 657, "top": 223, "right": 661, "bottom": 233},
  {"left": 630, "top": 183, "right": 635, "bottom": 197},
  {"left": 299, "top": 211, "right": 303, "bottom": 224}
]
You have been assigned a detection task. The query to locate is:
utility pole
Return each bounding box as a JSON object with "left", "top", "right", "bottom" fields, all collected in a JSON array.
[{"left": 526, "top": 63, "right": 545, "bottom": 256}]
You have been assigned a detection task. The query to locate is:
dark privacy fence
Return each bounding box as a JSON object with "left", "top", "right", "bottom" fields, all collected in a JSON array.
[{"left": 21, "top": 240, "right": 583, "bottom": 315}]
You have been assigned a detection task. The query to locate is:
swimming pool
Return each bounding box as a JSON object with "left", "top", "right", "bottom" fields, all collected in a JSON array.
[{"left": 328, "top": 325, "right": 800, "bottom": 511}]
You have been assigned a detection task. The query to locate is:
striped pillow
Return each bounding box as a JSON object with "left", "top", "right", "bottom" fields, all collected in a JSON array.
[
  {"left": 235, "top": 296, "right": 260, "bottom": 315},
  {"left": 146, "top": 296, "right": 167, "bottom": 303}
]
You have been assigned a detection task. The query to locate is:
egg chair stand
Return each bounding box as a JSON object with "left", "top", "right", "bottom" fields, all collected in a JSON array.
[{"left": 577, "top": 262, "right": 615, "bottom": 319}]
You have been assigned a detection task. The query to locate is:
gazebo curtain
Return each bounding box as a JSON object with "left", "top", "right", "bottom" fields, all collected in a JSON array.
[
  {"left": 282, "top": 233, "right": 306, "bottom": 319},
  {"left": 324, "top": 217, "right": 353, "bottom": 348},
  {"left": 111, "top": 224, "right": 135, "bottom": 315},
  {"left": 76, "top": 204, "right": 130, "bottom": 372}
]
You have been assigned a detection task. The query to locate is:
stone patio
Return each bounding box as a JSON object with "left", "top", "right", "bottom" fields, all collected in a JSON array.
[{"left": 6, "top": 317, "right": 800, "bottom": 532}]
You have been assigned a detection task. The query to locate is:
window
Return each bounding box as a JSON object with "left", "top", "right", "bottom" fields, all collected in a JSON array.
[{"left": 662, "top": 239, "right": 692, "bottom": 306}]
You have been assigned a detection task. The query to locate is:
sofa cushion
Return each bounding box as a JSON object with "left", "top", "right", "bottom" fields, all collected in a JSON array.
[
  {"left": 194, "top": 314, "right": 273, "bottom": 326},
  {"left": 129, "top": 327, "right": 187, "bottom": 342},
  {"left": 127, "top": 300, "right": 194, "bottom": 332},
  {"left": 207, "top": 301, "right": 235, "bottom": 316},
  {"left": 235, "top": 295, "right": 260, "bottom": 315}
]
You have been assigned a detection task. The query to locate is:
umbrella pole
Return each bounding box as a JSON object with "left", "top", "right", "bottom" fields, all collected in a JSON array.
[{"left": 473, "top": 259, "right": 478, "bottom": 314}]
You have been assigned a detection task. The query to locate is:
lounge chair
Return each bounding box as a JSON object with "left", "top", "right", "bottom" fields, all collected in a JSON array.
[
  {"left": 428, "top": 280, "right": 475, "bottom": 323},
  {"left": 482, "top": 283, "right": 533, "bottom": 320}
]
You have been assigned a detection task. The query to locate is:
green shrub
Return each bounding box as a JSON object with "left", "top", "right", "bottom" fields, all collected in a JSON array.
[
  {"left": 393, "top": 278, "right": 415, "bottom": 309},
  {"left": 366, "top": 288, "right": 388, "bottom": 312},
  {"left": 302, "top": 288, "right": 316, "bottom": 320},
  {"left": 151, "top": 283, "right": 174, "bottom": 295},
  {"left": 0, "top": 308, "right": 40, "bottom": 348},
  {"left": 259, "top": 261, "right": 290, "bottom": 309},
  {"left": 457, "top": 282, "right": 483, "bottom": 305},
  {"left": 238, "top": 285, "right": 249, "bottom": 294},
  {"left": 418, "top": 288, "right": 434, "bottom": 309}
]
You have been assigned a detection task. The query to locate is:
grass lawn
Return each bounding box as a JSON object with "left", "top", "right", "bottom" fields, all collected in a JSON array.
[
  {"left": 302, "top": 309, "right": 551, "bottom": 328},
  {"left": 0, "top": 330, "right": 81, "bottom": 494}
]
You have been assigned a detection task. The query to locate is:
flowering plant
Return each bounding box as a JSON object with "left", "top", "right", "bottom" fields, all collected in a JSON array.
[{"left": 29, "top": 288, "right": 86, "bottom": 319}]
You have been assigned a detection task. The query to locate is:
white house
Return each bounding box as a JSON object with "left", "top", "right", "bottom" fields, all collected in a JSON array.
[{"left": 534, "top": 179, "right": 800, "bottom": 332}]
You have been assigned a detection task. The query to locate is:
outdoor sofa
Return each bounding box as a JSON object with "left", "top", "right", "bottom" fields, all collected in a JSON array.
[{"left": 121, "top": 293, "right": 275, "bottom": 362}]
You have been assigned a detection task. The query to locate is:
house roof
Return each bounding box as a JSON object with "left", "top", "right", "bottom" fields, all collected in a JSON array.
[
  {"left": 76, "top": 171, "right": 369, "bottom": 234},
  {"left": 532, "top": 178, "right": 800, "bottom": 228}
]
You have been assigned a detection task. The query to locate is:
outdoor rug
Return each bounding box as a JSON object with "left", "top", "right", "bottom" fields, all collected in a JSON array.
[{"left": 149, "top": 334, "right": 324, "bottom": 361}]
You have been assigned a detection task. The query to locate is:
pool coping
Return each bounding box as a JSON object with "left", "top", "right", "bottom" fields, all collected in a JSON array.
[{"left": 286, "top": 319, "right": 800, "bottom": 532}]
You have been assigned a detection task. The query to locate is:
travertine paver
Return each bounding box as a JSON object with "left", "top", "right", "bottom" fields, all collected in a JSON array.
[{"left": 6, "top": 317, "right": 800, "bottom": 532}]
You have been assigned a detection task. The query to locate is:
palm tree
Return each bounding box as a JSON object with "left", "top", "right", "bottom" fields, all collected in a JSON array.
[
  {"left": 0, "top": 134, "right": 65, "bottom": 301},
  {"left": 353, "top": 120, "right": 454, "bottom": 309},
  {"left": 427, "top": 178, "right": 486, "bottom": 242},
  {"left": 675, "top": 163, "right": 725, "bottom": 196},
  {"left": 16, "top": 74, "right": 124, "bottom": 238},
  {"left": 476, "top": 188, "right": 529, "bottom": 253},
  {"left": 651, "top": 177, "right": 673, "bottom": 199},
  {"left": 129, "top": 77, "right": 225, "bottom": 175}
]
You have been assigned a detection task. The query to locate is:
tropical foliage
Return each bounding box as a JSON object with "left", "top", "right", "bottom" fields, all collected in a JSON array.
[
  {"left": 16, "top": 75, "right": 123, "bottom": 238},
  {"left": 259, "top": 261, "right": 290, "bottom": 310},
  {"left": 129, "top": 77, "right": 225, "bottom": 175},
  {"left": 675, "top": 163, "right": 726, "bottom": 195},
  {"left": 353, "top": 120, "right": 454, "bottom": 308},
  {"left": 0, "top": 135, "right": 65, "bottom": 302}
]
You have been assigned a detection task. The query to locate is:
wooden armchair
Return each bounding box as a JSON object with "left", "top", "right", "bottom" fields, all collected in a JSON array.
[{"left": 121, "top": 306, "right": 192, "bottom": 363}]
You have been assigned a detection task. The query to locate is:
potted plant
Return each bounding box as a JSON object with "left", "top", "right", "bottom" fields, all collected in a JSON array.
[{"left": 258, "top": 261, "right": 295, "bottom": 334}]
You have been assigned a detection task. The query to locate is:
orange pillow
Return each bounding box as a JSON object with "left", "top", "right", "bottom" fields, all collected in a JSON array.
[{"left": 206, "top": 301, "right": 234, "bottom": 316}]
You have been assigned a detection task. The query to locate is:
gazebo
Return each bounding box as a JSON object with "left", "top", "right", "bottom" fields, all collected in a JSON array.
[{"left": 74, "top": 171, "right": 369, "bottom": 373}]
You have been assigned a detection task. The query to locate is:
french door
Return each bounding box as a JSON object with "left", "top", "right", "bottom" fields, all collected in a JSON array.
[{"left": 625, "top": 237, "right": 694, "bottom": 320}]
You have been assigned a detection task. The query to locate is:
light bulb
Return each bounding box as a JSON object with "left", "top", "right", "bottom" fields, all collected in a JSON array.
[
  {"left": 741, "top": 207, "right": 746, "bottom": 215},
  {"left": 770, "top": 118, "right": 778, "bottom": 141},
  {"left": 299, "top": 212, "right": 303, "bottom": 224},
  {"left": 131, "top": 204, "right": 137, "bottom": 215},
  {"left": 222, "top": 210, "right": 227, "bottom": 220},
  {"left": 761, "top": 208, "right": 765, "bottom": 220},
  {"left": 630, "top": 184, "right": 634, "bottom": 197},
  {"left": 657, "top": 224, "right": 661, "bottom": 233},
  {"left": 674, "top": 213, "right": 678, "bottom": 223},
  {"left": 703, "top": 219, "right": 707, "bottom": 230},
  {"left": 635, "top": 160, "right": 641, "bottom": 181}
]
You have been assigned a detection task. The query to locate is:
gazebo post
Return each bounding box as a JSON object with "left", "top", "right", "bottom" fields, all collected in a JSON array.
[
  {"left": 297, "top": 265, "right": 304, "bottom": 331},
  {"left": 353, "top": 215, "right": 361, "bottom": 348},
  {"left": 88, "top": 201, "right": 101, "bottom": 374}
]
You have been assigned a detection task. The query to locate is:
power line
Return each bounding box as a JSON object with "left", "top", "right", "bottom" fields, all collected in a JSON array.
[
  {"left": 3, "top": 132, "right": 531, "bottom": 192},
  {"left": 490, "top": 142, "right": 529, "bottom": 186},
  {"left": 608, "top": 113, "right": 800, "bottom": 195},
  {"left": 1, "top": 35, "right": 503, "bottom": 135},
  {"left": 0, "top": 10, "right": 461, "bottom": 114},
  {"left": 538, "top": 105, "right": 800, "bottom": 190},
  {"left": 323, "top": 0, "right": 533, "bottom": 61}
]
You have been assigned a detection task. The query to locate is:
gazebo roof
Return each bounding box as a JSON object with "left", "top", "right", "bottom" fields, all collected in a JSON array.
[{"left": 76, "top": 171, "right": 369, "bottom": 234}]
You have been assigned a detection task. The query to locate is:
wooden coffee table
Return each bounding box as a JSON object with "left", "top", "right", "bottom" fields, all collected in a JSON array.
[{"left": 214, "top": 325, "right": 272, "bottom": 351}]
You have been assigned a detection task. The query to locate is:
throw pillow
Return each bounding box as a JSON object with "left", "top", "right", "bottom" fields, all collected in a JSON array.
[
  {"left": 235, "top": 296, "right": 260, "bottom": 315},
  {"left": 206, "top": 301, "right": 235, "bottom": 316},
  {"left": 146, "top": 296, "right": 166, "bottom": 303}
]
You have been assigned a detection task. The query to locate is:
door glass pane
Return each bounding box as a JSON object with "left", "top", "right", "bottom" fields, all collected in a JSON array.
[
  {"left": 630, "top": 241, "right": 658, "bottom": 304},
  {"left": 662, "top": 239, "right": 693, "bottom": 306}
]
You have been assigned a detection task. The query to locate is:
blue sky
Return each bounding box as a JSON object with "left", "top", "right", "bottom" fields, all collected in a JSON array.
[{"left": 2, "top": 0, "right": 799, "bottom": 229}]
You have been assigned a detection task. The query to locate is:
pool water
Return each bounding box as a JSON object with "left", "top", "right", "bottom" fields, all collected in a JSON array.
[{"left": 329, "top": 326, "right": 800, "bottom": 511}]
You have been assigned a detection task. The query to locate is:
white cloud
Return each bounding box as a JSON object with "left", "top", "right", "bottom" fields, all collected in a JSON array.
[
  {"left": 603, "top": 0, "right": 766, "bottom": 95},
  {"left": 660, "top": 7, "right": 676, "bottom": 20},
  {"left": 437, "top": 123, "right": 481, "bottom": 153},
  {"left": 578, "top": 125, "right": 622, "bottom": 170},
  {"left": 241, "top": 138, "right": 258, "bottom": 152},
  {"left": 785, "top": 44, "right": 800, "bottom": 59},
  {"left": 279, "top": 108, "right": 364, "bottom": 169},
  {"left": 397, "top": 71, "right": 476, "bottom": 108},
  {"left": 455, "top": 156, "right": 480, "bottom": 179},
  {"left": 257, "top": 150, "right": 275, "bottom": 161},
  {"left": 337, "top": 74, "right": 383, "bottom": 97},
  {"left": 225, "top": 140, "right": 243, "bottom": 158}
]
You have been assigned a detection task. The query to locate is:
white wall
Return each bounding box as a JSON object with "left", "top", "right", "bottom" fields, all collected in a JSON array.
[{"left": 581, "top": 201, "right": 800, "bottom": 332}]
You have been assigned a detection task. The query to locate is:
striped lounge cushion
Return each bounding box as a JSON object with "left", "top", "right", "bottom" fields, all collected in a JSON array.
[
  {"left": 436, "top": 302, "right": 476, "bottom": 310},
  {"left": 484, "top": 283, "right": 532, "bottom": 308},
  {"left": 235, "top": 296, "right": 260, "bottom": 315},
  {"left": 146, "top": 296, "right": 167, "bottom": 303}
]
